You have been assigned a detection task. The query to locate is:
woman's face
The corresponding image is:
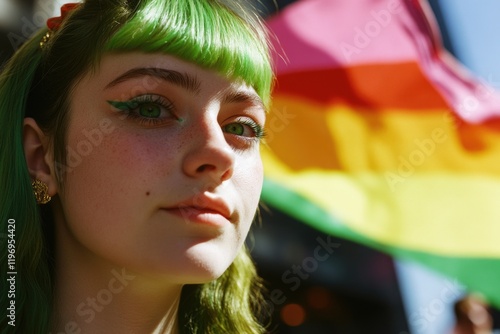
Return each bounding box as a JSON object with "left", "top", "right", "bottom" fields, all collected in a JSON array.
[{"left": 55, "top": 53, "right": 265, "bottom": 283}]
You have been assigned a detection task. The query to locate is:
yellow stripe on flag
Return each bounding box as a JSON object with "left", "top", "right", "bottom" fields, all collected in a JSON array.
[{"left": 263, "top": 97, "right": 500, "bottom": 257}]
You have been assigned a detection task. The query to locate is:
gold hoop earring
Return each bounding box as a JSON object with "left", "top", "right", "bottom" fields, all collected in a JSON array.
[{"left": 32, "top": 179, "right": 51, "bottom": 204}]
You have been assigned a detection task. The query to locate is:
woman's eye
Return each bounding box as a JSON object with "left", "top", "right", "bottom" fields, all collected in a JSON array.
[
  {"left": 223, "top": 118, "right": 265, "bottom": 140},
  {"left": 138, "top": 103, "right": 162, "bottom": 118},
  {"left": 224, "top": 123, "right": 245, "bottom": 136},
  {"left": 108, "top": 94, "right": 178, "bottom": 127}
]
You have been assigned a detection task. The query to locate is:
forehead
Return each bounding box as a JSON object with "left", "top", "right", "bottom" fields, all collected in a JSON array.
[
  {"left": 84, "top": 53, "right": 253, "bottom": 92},
  {"left": 71, "top": 52, "right": 265, "bottom": 115},
  {"left": 72, "top": 52, "right": 263, "bottom": 105}
]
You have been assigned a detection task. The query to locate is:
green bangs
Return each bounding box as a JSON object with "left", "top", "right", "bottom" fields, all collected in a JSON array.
[{"left": 105, "top": 0, "right": 273, "bottom": 108}]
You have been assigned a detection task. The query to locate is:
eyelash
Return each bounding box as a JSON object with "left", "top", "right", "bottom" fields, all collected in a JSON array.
[{"left": 108, "top": 95, "right": 177, "bottom": 127}]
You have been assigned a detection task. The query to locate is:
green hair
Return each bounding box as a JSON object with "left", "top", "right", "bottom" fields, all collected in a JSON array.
[
  {"left": 0, "top": 0, "right": 273, "bottom": 333},
  {"left": 107, "top": 0, "right": 272, "bottom": 107}
]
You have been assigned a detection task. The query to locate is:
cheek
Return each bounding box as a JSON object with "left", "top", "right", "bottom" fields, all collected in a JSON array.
[
  {"left": 234, "top": 154, "right": 264, "bottom": 235},
  {"left": 58, "top": 123, "right": 177, "bottom": 244},
  {"left": 242, "top": 157, "right": 264, "bottom": 201},
  {"left": 63, "top": 122, "right": 176, "bottom": 190},
  {"left": 64, "top": 132, "right": 138, "bottom": 200}
]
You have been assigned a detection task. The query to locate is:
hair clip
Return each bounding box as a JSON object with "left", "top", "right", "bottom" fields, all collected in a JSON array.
[{"left": 40, "top": 3, "right": 80, "bottom": 48}]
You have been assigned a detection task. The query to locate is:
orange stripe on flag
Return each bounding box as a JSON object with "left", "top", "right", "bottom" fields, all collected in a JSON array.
[
  {"left": 273, "top": 62, "right": 449, "bottom": 110},
  {"left": 265, "top": 96, "right": 500, "bottom": 173}
]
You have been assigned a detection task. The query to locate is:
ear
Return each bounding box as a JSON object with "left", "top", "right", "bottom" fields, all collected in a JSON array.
[{"left": 23, "top": 118, "right": 58, "bottom": 197}]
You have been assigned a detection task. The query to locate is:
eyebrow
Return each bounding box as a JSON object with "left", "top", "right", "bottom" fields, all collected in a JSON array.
[
  {"left": 222, "top": 91, "right": 265, "bottom": 111},
  {"left": 105, "top": 67, "right": 201, "bottom": 93}
]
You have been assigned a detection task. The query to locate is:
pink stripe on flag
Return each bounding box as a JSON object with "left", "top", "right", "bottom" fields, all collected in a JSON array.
[{"left": 267, "top": 0, "right": 500, "bottom": 122}]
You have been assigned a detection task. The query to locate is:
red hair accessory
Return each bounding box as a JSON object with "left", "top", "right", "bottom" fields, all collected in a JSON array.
[
  {"left": 46, "top": 3, "right": 80, "bottom": 31},
  {"left": 40, "top": 3, "right": 80, "bottom": 48}
]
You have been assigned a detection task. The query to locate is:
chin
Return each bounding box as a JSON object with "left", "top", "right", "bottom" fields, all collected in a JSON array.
[{"left": 179, "top": 248, "right": 236, "bottom": 284}]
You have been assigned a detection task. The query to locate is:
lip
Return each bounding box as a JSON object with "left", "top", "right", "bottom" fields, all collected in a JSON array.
[{"left": 162, "top": 195, "right": 232, "bottom": 227}]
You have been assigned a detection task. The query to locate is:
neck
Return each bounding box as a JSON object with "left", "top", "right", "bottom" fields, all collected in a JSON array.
[
  {"left": 50, "top": 203, "right": 182, "bottom": 334},
  {"left": 51, "top": 249, "right": 183, "bottom": 334}
]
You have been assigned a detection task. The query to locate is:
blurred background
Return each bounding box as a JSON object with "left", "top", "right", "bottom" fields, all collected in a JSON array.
[{"left": 2, "top": 1, "right": 500, "bottom": 333}]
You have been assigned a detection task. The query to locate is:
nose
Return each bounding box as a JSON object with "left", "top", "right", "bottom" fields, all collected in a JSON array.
[{"left": 182, "top": 119, "right": 235, "bottom": 183}]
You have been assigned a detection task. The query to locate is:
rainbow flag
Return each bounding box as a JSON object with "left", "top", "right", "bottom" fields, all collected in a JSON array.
[{"left": 262, "top": 0, "right": 500, "bottom": 307}]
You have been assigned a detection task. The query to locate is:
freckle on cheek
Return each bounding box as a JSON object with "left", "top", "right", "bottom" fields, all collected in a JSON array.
[{"left": 146, "top": 191, "right": 150, "bottom": 196}]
